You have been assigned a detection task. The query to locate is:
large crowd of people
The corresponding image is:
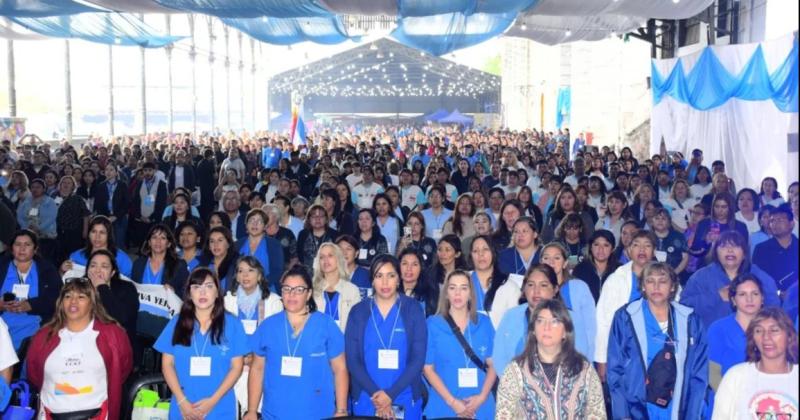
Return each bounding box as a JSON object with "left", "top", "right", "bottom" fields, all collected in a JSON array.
[{"left": 0, "top": 125, "right": 797, "bottom": 419}]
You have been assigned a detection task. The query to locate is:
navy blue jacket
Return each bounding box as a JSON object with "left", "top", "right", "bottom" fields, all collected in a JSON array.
[
  {"left": 233, "top": 237, "right": 285, "bottom": 295},
  {"left": 0, "top": 256, "right": 61, "bottom": 324},
  {"left": 344, "top": 294, "right": 427, "bottom": 402}
]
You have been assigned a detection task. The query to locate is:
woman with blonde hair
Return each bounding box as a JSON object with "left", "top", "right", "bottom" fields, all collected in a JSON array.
[{"left": 312, "top": 242, "right": 362, "bottom": 331}]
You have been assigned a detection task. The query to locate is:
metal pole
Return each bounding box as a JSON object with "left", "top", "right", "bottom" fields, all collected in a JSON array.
[
  {"left": 166, "top": 15, "right": 174, "bottom": 133},
  {"left": 238, "top": 31, "right": 244, "bottom": 132},
  {"left": 224, "top": 26, "right": 231, "bottom": 131},
  {"left": 250, "top": 38, "right": 256, "bottom": 133},
  {"left": 189, "top": 14, "right": 197, "bottom": 137},
  {"left": 65, "top": 40, "right": 73, "bottom": 142},
  {"left": 7, "top": 39, "right": 16, "bottom": 117},
  {"left": 140, "top": 43, "right": 147, "bottom": 135},
  {"left": 108, "top": 45, "right": 115, "bottom": 136},
  {"left": 208, "top": 16, "right": 215, "bottom": 132}
]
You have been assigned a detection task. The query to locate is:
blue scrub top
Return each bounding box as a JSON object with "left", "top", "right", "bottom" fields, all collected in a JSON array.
[
  {"left": 154, "top": 313, "right": 250, "bottom": 420},
  {"left": 141, "top": 258, "right": 165, "bottom": 285},
  {"left": 353, "top": 300, "right": 415, "bottom": 417},
  {"left": 1, "top": 261, "right": 41, "bottom": 350},
  {"left": 471, "top": 272, "right": 488, "bottom": 313},
  {"left": 707, "top": 314, "right": 746, "bottom": 376},
  {"left": 424, "top": 314, "right": 496, "bottom": 419},
  {"left": 350, "top": 266, "right": 372, "bottom": 300},
  {"left": 250, "top": 311, "right": 344, "bottom": 420},
  {"left": 643, "top": 303, "right": 676, "bottom": 420},
  {"left": 497, "top": 247, "right": 540, "bottom": 276},
  {"left": 70, "top": 249, "right": 133, "bottom": 278}
]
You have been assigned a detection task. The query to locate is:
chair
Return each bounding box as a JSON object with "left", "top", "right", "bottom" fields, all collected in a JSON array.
[{"left": 121, "top": 372, "right": 167, "bottom": 420}]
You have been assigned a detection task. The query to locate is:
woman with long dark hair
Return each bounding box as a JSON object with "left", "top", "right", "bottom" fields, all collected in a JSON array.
[
  {"left": 442, "top": 194, "right": 476, "bottom": 238},
  {"left": 84, "top": 249, "right": 139, "bottom": 351},
  {"left": 321, "top": 188, "right": 355, "bottom": 235},
  {"left": 572, "top": 229, "right": 619, "bottom": 302},
  {"left": 199, "top": 226, "right": 239, "bottom": 292},
  {"left": 155, "top": 267, "right": 248, "bottom": 420},
  {"left": 176, "top": 221, "right": 204, "bottom": 272},
  {"left": 234, "top": 208, "right": 285, "bottom": 294},
  {"left": 355, "top": 208, "right": 389, "bottom": 268},
  {"left": 395, "top": 211, "right": 437, "bottom": 269},
  {"left": 495, "top": 299, "right": 605, "bottom": 419},
  {"left": 431, "top": 234, "right": 468, "bottom": 289},
  {"left": 64, "top": 215, "right": 133, "bottom": 278},
  {"left": 468, "top": 235, "right": 509, "bottom": 326},
  {"left": 398, "top": 248, "right": 438, "bottom": 317},
  {"left": 131, "top": 223, "right": 189, "bottom": 297},
  {"left": 497, "top": 217, "right": 541, "bottom": 277},
  {"left": 491, "top": 200, "right": 523, "bottom": 253}
]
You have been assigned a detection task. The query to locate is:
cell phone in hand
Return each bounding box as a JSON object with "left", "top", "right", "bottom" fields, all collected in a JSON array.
[
  {"left": 3, "top": 292, "right": 16, "bottom": 302},
  {"left": 403, "top": 227, "right": 412, "bottom": 238}
]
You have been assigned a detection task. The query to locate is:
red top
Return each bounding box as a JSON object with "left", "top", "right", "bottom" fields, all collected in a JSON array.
[{"left": 27, "top": 319, "right": 133, "bottom": 420}]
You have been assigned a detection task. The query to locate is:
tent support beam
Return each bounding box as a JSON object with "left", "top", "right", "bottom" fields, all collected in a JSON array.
[
  {"left": 166, "top": 15, "right": 174, "bottom": 133},
  {"left": 65, "top": 40, "right": 73, "bottom": 142},
  {"left": 189, "top": 14, "right": 197, "bottom": 137},
  {"left": 7, "top": 40, "right": 16, "bottom": 117},
  {"left": 208, "top": 16, "right": 215, "bottom": 132},
  {"left": 108, "top": 45, "right": 114, "bottom": 136}
]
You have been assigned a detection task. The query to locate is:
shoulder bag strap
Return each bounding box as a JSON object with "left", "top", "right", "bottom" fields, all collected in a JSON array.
[{"left": 444, "top": 314, "right": 487, "bottom": 372}]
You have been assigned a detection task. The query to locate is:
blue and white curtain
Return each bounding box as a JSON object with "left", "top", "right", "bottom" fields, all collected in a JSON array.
[{"left": 650, "top": 33, "right": 799, "bottom": 195}]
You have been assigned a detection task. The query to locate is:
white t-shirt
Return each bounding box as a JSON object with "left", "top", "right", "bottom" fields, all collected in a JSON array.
[
  {"left": 345, "top": 173, "right": 363, "bottom": 189},
  {"left": 0, "top": 318, "right": 18, "bottom": 372},
  {"left": 713, "top": 362, "right": 798, "bottom": 420},
  {"left": 400, "top": 185, "right": 425, "bottom": 210},
  {"left": 735, "top": 211, "right": 761, "bottom": 234},
  {"left": 41, "top": 321, "right": 108, "bottom": 416},
  {"left": 352, "top": 182, "right": 384, "bottom": 209}
]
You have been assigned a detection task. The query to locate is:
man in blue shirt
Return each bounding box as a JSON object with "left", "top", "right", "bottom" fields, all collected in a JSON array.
[
  {"left": 753, "top": 205, "right": 799, "bottom": 293},
  {"left": 261, "top": 140, "right": 282, "bottom": 169},
  {"left": 409, "top": 144, "right": 430, "bottom": 169}
]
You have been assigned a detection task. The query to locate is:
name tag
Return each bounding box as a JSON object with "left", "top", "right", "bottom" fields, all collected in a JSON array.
[
  {"left": 433, "top": 229, "right": 443, "bottom": 240},
  {"left": 458, "top": 368, "right": 479, "bottom": 388},
  {"left": 190, "top": 356, "right": 211, "bottom": 376},
  {"left": 655, "top": 250, "right": 668, "bottom": 262},
  {"left": 145, "top": 194, "right": 155, "bottom": 205},
  {"left": 281, "top": 356, "right": 303, "bottom": 377},
  {"left": 378, "top": 349, "right": 399, "bottom": 370},
  {"left": 12, "top": 284, "right": 29, "bottom": 300},
  {"left": 242, "top": 319, "right": 257, "bottom": 335},
  {"left": 359, "top": 249, "right": 368, "bottom": 260},
  {"left": 27, "top": 207, "right": 39, "bottom": 217}
]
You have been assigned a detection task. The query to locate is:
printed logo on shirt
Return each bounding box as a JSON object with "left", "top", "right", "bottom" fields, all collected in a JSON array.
[
  {"left": 478, "top": 345, "right": 488, "bottom": 357},
  {"left": 394, "top": 328, "right": 405, "bottom": 333},
  {"left": 55, "top": 382, "right": 93, "bottom": 395},
  {"left": 219, "top": 343, "right": 230, "bottom": 356},
  {"left": 310, "top": 352, "right": 327, "bottom": 358},
  {"left": 749, "top": 392, "right": 798, "bottom": 420}
]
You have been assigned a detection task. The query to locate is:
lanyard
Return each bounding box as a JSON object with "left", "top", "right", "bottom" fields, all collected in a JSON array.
[
  {"left": 283, "top": 312, "right": 306, "bottom": 357},
  {"left": 144, "top": 179, "right": 155, "bottom": 195},
  {"left": 370, "top": 299, "right": 402, "bottom": 350},
  {"left": 192, "top": 326, "right": 211, "bottom": 357},
  {"left": 324, "top": 291, "right": 339, "bottom": 320},
  {"left": 515, "top": 248, "right": 536, "bottom": 274},
  {"left": 12, "top": 262, "right": 26, "bottom": 285}
]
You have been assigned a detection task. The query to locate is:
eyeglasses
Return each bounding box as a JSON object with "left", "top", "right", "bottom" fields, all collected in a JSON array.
[
  {"left": 534, "top": 317, "right": 563, "bottom": 327},
  {"left": 281, "top": 285, "right": 310, "bottom": 295},
  {"left": 64, "top": 277, "right": 90, "bottom": 285}
]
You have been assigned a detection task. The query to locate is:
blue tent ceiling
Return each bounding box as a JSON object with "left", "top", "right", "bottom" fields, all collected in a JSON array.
[{"left": 0, "top": 0, "right": 717, "bottom": 53}]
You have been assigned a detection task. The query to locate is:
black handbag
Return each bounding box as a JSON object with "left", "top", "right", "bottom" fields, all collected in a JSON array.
[
  {"left": 49, "top": 408, "right": 102, "bottom": 420},
  {"left": 444, "top": 315, "right": 498, "bottom": 395},
  {"left": 645, "top": 310, "right": 677, "bottom": 408}
]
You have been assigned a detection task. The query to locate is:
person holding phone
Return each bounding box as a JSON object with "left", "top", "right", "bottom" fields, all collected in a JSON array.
[
  {"left": 690, "top": 193, "right": 749, "bottom": 266},
  {"left": 395, "top": 211, "right": 437, "bottom": 269}
]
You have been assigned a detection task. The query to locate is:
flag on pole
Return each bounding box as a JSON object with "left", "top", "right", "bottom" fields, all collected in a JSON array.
[{"left": 292, "top": 115, "right": 307, "bottom": 147}]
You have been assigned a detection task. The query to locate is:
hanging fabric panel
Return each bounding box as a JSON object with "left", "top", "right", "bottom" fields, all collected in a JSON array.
[
  {"left": 11, "top": 13, "right": 185, "bottom": 47},
  {"left": 556, "top": 87, "right": 571, "bottom": 129},
  {"left": 651, "top": 39, "right": 799, "bottom": 112},
  {"left": 151, "top": 0, "right": 331, "bottom": 18},
  {"left": 391, "top": 12, "right": 515, "bottom": 56},
  {"left": 0, "top": 1, "right": 102, "bottom": 18},
  {"left": 222, "top": 16, "right": 351, "bottom": 45}
]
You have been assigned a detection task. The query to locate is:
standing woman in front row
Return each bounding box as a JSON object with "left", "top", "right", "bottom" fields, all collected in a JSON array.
[
  {"left": 424, "top": 270, "right": 496, "bottom": 419},
  {"left": 607, "top": 262, "right": 708, "bottom": 420},
  {"left": 495, "top": 299, "right": 606, "bottom": 419},
  {"left": 245, "top": 266, "right": 349, "bottom": 420},
  {"left": 346, "top": 255, "right": 427, "bottom": 419},
  {"left": 155, "top": 268, "right": 249, "bottom": 420}
]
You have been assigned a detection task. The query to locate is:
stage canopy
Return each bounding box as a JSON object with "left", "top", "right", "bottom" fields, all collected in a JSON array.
[{"left": 0, "top": 0, "right": 716, "bottom": 53}]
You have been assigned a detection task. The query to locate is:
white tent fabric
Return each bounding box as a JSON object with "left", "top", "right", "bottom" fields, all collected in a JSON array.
[
  {"left": 506, "top": 14, "right": 641, "bottom": 45},
  {"left": 527, "top": 0, "right": 715, "bottom": 20},
  {"left": 319, "top": 0, "right": 396, "bottom": 16},
  {"left": 650, "top": 33, "right": 798, "bottom": 194},
  {"left": 84, "top": 0, "right": 183, "bottom": 13},
  {"left": 0, "top": 18, "right": 48, "bottom": 40}
]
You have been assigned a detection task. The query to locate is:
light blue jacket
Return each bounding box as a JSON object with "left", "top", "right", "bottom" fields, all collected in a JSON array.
[{"left": 16, "top": 195, "right": 57, "bottom": 238}]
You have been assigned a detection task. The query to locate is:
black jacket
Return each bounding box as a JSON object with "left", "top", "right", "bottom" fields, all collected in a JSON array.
[
  {"left": 94, "top": 179, "right": 130, "bottom": 219},
  {"left": 130, "top": 256, "right": 189, "bottom": 298},
  {"left": 196, "top": 158, "right": 217, "bottom": 209},
  {"left": 130, "top": 179, "right": 168, "bottom": 222},
  {"left": 167, "top": 164, "right": 197, "bottom": 192},
  {"left": 0, "top": 256, "right": 62, "bottom": 324},
  {"left": 96, "top": 279, "right": 139, "bottom": 349}
]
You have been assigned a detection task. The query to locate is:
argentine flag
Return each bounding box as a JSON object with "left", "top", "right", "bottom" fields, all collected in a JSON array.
[{"left": 292, "top": 115, "right": 307, "bottom": 147}]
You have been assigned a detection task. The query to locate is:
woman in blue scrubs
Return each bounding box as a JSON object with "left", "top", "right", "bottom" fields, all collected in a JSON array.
[
  {"left": 399, "top": 248, "right": 438, "bottom": 317},
  {"left": 336, "top": 234, "right": 372, "bottom": 299},
  {"left": 199, "top": 226, "right": 239, "bottom": 292},
  {"left": 468, "top": 235, "right": 508, "bottom": 321},
  {"left": 497, "top": 217, "right": 541, "bottom": 277},
  {"left": 424, "top": 270, "right": 496, "bottom": 419},
  {"left": 61, "top": 215, "right": 132, "bottom": 278},
  {"left": 176, "top": 221, "right": 203, "bottom": 272},
  {"left": 0, "top": 229, "right": 62, "bottom": 351},
  {"left": 538, "top": 242, "right": 597, "bottom": 362},
  {"left": 345, "top": 255, "right": 427, "bottom": 419},
  {"left": 131, "top": 224, "right": 189, "bottom": 297},
  {"left": 155, "top": 267, "right": 249, "bottom": 420},
  {"left": 234, "top": 209, "right": 284, "bottom": 294},
  {"left": 245, "top": 266, "right": 349, "bottom": 420}
]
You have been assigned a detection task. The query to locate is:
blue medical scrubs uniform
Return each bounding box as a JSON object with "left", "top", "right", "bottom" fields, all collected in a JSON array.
[
  {"left": 70, "top": 249, "right": 132, "bottom": 278},
  {"left": 178, "top": 250, "right": 202, "bottom": 272},
  {"left": 154, "top": 313, "right": 250, "bottom": 420},
  {"left": 643, "top": 304, "right": 675, "bottom": 420},
  {"left": 353, "top": 301, "right": 422, "bottom": 419},
  {"left": 351, "top": 266, "right": 372, "bottom": 299},
  {"left": 471, "top": 271, "right": 489, "bottom": 313},
  {"left": 1, "top": 262, "right": 41, "bottom": 350},
  {"left": 250, "top": 311, "right": 344, "bottom": 420},
  {"left": 424, "top": 314, "right": 496, "bottom": 419},
  {"left": 141, "top": 259, "right": 164, "bottom": 285},
  {"left": 497, "top": 247, "right": 540, "bottom": 276}
]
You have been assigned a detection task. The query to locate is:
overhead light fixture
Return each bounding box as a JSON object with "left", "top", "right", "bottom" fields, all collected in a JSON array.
[
  {"left": 565, "top": 29, "right": 572, "bottom": 36},
  {"left": 369, "top": 43, "right": 378, "bottom": 50},
  {"left": 521, "top": 23, "right": 527, "bottom": 31}
]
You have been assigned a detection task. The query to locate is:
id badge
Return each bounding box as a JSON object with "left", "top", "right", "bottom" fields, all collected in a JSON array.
[
  {"left": 359, "top": 248, "right": 369, "bottom": 260},
  {"left": 190, "top": 356, "right": 211, "bottom": 376},
  {"left": 433, "top": 229, "right": 443, "bottom": 240},
  {"left": 145, "top": 194, "right": 155, "bottom": 205},
  {"left": 27, "top": 207, "right": 39, "bottom": 217},
  {"left": 458, "top": 368, "right": 479, "bottom": 388},
  {"left": 378, "top": 349, "right": 399, "bottom": 370},
  {"left": 242, "top": 319, "right": 257, "bottom": 335},
  {"left": 281, "top": 356, "right": 303, "bottom": 377},
  {"left": 12, "top": 284, "right": 29, "bottom": 300},
  {"left": 655, "top": 250, "right": 668, "bottom": 262}
]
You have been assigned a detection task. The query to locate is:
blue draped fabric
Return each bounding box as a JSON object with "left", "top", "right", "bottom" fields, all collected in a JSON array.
[
  {"left": 222, "top": 16, "right": 350, "bottom": 45},
  {"left": 0, "top": 0, "right": 101, "bottom": 18},
  {"left": 652, "top": 40, "right": 799, "bottom": 112},
  {"left": 12, "top": 13, "right": 184, "bottom": 47},
  {"left": 153, "top": 0, "right": 331, "bottom": 18},
  {"left": 556, "top": 86, "right": 571, "bottom": 128},
  {"left": 392, "top": 12, "right": 516, "bottom": 56},
  {"left": 398, "top": 0, "right": 538, "bottom": 17}
]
